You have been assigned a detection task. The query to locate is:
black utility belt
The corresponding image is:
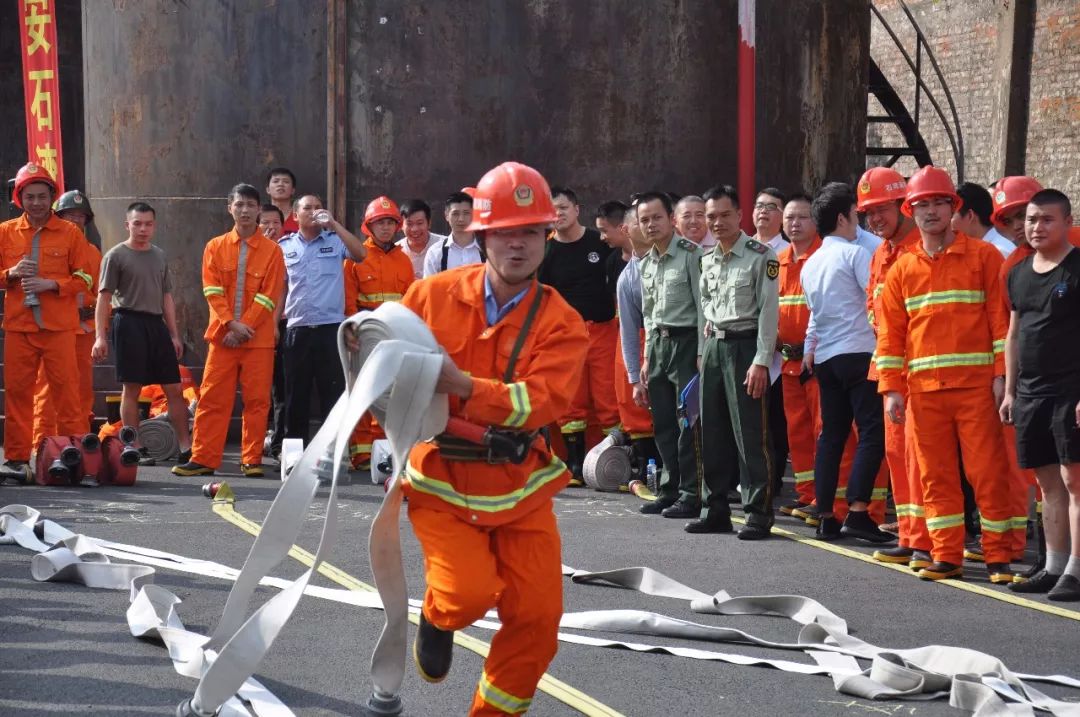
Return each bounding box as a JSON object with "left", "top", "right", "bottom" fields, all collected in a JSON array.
[
  {"left": 705, "top": 326, "right": 756, "bottom": 340},
  {"left": 780, "top": 342, "right": 804, "bottom": 360},
  {"left": 433, "top": 430, "right": 536, "bottom": 464},
  {"left": 655, "top": 325, "right": 696, "bottom": 338}
]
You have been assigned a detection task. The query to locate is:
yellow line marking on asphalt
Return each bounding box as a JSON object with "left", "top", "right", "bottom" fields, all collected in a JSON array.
[
  {"left": 210, "top": 489, "right": 624, "bottom": 717},
  {"left": 731, "top": 516, "right": 1080, "bottom": 622}
]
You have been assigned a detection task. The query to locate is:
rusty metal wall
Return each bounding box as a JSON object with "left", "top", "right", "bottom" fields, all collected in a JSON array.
[
  {"left": 756, "top": 0, "right": 871, "bottom": 193},
  {"left": 343, "top": 0, "right": 741, "bottom": 227},
  {"left": 82, "top": 0, "right": 327, "bottom": 360},
  {"left": 1, "top": 0, "right": 85, "bottom": 219}
]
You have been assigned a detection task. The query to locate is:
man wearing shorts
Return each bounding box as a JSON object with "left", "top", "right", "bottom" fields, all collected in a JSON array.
[
  {"left": 92, "top": 202, "right": 192, "bottom": 464},
  {"left": 1002, "top": 189, "right": 1080, "bottom": 601}
]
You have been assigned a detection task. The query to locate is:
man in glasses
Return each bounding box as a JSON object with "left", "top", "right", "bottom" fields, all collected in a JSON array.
[{"left": 876, "top": 166, "right": 1014, "bottom": 583}]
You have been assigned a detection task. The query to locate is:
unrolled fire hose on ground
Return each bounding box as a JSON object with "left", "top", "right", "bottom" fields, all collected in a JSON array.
[
  {"left": 3, "top": 507, "right": 1080, "bottom": 715},
  {"left": 1, "top": 301, "right": 1079, "bottom": 715}
]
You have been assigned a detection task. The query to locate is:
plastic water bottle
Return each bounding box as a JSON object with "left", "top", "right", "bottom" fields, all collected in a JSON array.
[{"left": 646, "top": 459, "right": 658, "bottom": 494}]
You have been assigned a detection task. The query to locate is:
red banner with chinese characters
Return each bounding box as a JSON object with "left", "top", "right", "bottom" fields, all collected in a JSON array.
[{"left": 19, "top": 0, "right": 64, "bottom": 194}]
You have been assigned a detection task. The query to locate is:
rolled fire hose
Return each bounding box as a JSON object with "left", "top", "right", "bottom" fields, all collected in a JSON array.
[
  {"left": 582, "top": 434, "right": 633, "bottom": 492},
  {"left": 180, "top": 301, "right": 447, "bottom": 717},
  {"left": 139, "top": 416, "right": 180, "bottom": 461}
]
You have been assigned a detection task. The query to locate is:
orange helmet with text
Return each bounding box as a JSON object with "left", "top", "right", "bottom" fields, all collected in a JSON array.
[
  {"left": 900, "top": 165, "right": 962, "bottom": 217},
  {"left": 13, "top": 162, "right": 58, "bottom": 209},
  {"left": 856, "top": 167, "right": 907, "bottom": 211},
  {"left": 361, "top": 195, "right": 402, "bottom": 236},
  {"left": 466, "top": 162, "right": 557, "bottom": 232},
  {"left": 990, "top": 176, "right": 1043, "bottom": 224}
]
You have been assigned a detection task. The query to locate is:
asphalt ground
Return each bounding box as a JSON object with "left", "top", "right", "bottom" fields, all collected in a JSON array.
[{"left": 2, "top": 451, "right": 1079, "bottom": 717}]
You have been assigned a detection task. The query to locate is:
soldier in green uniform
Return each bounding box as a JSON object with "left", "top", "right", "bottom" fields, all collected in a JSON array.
[
  {"left": 692, "top": 185, "right": 780, "bottom": 539},
  {"left": 636, "top": 192, "right": 703, "bottom": 518}
]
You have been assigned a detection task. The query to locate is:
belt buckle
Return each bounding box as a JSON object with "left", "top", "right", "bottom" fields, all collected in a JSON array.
[
  {"left": 714, "top": 328, "right": 726, "bottom": 339},
  {"left": 659, "top": 327, "right": 670, "bottom": 338}
]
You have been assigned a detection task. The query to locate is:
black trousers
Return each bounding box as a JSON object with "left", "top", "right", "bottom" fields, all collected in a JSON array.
[
  {"left": 813, "top": 352, "right": 884, "bottom": 510},
  {"left": 768, "top": 375, "right": 788, "bottom": 489},
  {"left": 283, "top": 323, "right": 344, "bottom": 442},
  {"left": 267, "top": 319, "right": 288, "bottom": 451}
]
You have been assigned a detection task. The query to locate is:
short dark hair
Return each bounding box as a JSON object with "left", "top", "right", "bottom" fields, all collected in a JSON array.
[
  {"left": 955, "top": 182, "right": 993, "bottom": 227},
  {"left": 785, "top": 191, "right": 814, "bottom": 206},
  {"left": 596, "top": 200, "right": 629, "bottom": 224},
  {"left": 400, "top": 199, "right": 431, "bottom": 221},
  {"left": 445, "top": 191, "right": 472, "bottom": 207},
  {"left": 702, "top": 184, "right": 740, "bottom": 210},
  {"left": 127, "top": 201, "right": 155, "bottom": 217},
  {"left": 757, "top": 187, "right": 787, "bottom": 204},
  {"left": 292, "top": 194, "right": 323, "bottom": 211},
  {"left": 1029, "top": 189, "right": 1072, "bottom": 218},
  {"left": 634, "top": 191, "right": 673, "bottom": 216},
  {"left": 550, "top": 186, "right": 579, "bottom": 206},
  {"left": 266, "top": 167, "right": 296, "bottom": 186},
  {"left": 666, "top": 192, "right": 683, "bottom": 205},
  {"left": 228, "top": 183, "right": 260, "bottom": 205},
  {"left": 811, "top": 182, "right": 856, "bottom": 236},
  {"left": 259, "top": 204, "right": 285, "bottom": 223}
]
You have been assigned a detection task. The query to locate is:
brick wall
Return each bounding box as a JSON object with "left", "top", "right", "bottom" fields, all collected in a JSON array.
[{"left": 868, "top": 0, "right": 1080, "bottom": 195}]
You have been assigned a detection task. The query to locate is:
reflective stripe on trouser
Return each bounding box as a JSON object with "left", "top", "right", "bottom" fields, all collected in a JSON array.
[
  {"left": 908, "top": 388, "right": 1014, "bottom": 565},
  {"left": 699, "top": 336, "right": 774, "bottom": 526},
  {"left": 1001, "top": 422, "right": 1035, "bottom": 557},
  {"left": 781, "top": 374, "right": 854, "bottom": 515},
  {"left": 32, "top": 332, "right": 96, "bottom": 447},
  {"left": 613, "top": 329, "right": 653, "bottom": 438},
  {"left": 4, "top": 331, "right": 84, "bottom": 461},
  {"left": 885, "top": 404, "right": 931, "bottom": 551},
  {"left": 646, "top": 333, "right": 699, "bottom": 504},
  {"left": 559, "top": 318, "right": 619, "bottom": 434},
  {"left": 349, "top": 412, "right": 384, "bottom": 467},
  {"left": 190, "top": 344, "right": 274, "bottom": 468},
  {"left": 408, "top": 503, "right": 562, "bottom": 717}
]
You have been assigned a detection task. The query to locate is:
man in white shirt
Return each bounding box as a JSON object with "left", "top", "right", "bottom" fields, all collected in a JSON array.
[
  {"left": 396, "top": 199, "right": 446, "bottom": 279},
  {"left": 800, "top": 182, "right": 891, "bottom": 544},
  {"left": 674, "top": 195, "right": 714, "bottom": 250},
  {"left": 423, "top": 191, "right": 484, "bottom": 276},
  {"left": 953, "top": 182, "right": 1016, "bottom": 258},
  {"left": 752, "top": 188, "right": 789, "bottom": 254}
]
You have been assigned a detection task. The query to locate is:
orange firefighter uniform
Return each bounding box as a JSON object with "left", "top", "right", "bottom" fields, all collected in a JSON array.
[
  {"left": 613, "top": 327, "right": 653, "bottom": 439},
  {"left": 344, "top": 197, "right": 414, "bottom": 467},
  {"left": 0, "top": 206, "right": 92, "bottom": 461},
  {"left": 877, "top": 210, "right": 1013, "bottom": 573},
  {"left": 777, "top": 237, "right": 869, "bottom": 519},
  {"left": 188, "top": 228, "right": 285, "bottom": 469},
  {"left": 402, "top": 162, "right": 588, "bottom": 716},
  {"left": 33, "top": 231, "right": 102, "bottom": 444}
]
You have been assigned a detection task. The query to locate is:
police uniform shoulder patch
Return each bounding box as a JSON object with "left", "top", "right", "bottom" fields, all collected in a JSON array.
[
  {"left": 746, "top": 239, "right": 768, "bottom": 254},
  {"left": 766, "top": 259, "right": 780, "bottom": 280}
]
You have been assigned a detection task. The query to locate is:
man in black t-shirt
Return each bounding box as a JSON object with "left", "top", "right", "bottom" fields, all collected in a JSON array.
[
  {"left": 1001, "top": 189, "right": 1080, "bottom": 602},
  {"left": 537, "top": 187, "right": 618, "bottom": 484}
]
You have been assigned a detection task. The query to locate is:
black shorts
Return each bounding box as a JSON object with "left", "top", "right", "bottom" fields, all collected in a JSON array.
[
  {"left": 1013, "top": 394, "right": 1080, "bottom": 468},
  {"left": 111, "top": 309, "right": 182, "bottom": 386}
]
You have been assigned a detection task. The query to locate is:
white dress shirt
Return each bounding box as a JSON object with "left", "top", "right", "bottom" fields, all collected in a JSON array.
[
  {"left": 397, "top": 233, "right": 444, "bottom": 279},
  {"left": 422, "top": 234, "right": 484, "bottom": 277},
  {"left": 800, "top": 235, "right": 877, "bottom": 363},
  {"left": 980, "top": 226, "right": 1016, "bottom": 258},
  {"left": 856, "top": 225, "right": 884, "bottom": 254}
]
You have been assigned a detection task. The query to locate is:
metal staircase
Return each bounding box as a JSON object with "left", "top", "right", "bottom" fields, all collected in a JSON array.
[{"left": 866, "top": 0, "right": 965, "bottom": 181}]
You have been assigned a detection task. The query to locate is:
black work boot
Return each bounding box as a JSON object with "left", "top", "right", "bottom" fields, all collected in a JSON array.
[
  {"left": 563, "top": 431, "right": 586, "bottom": 487},
  {"left": 414, "top": 611, "right": 454, "bottom": 683}
]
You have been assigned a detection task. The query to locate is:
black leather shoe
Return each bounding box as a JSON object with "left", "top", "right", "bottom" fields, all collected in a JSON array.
[
  {"left": 840, "top": 511, "right": 896, "bottom": 544},
  {"left": 640, "top": 499, "right": 674, "bottom": 515},
  {"left": 1008, "top": 569, "right": 1060, "bottom": 594},
  {"left": 815, "top": 516, "right": 843, "bottom": 541},
  {"left": 685, "top": 516, "right": 734, "bottom": 534},
  {"left": 414, "top": 611, "right": 454, "bottom": 682},
  {"left": 1048, "top": 574, "right": 1080, "bottom": 602},
  {"left": 737, "top": 523, "right": 772, "bottom": 541},
  {"left": 661, "top": 500, "right": 701, "bottom": 519}
]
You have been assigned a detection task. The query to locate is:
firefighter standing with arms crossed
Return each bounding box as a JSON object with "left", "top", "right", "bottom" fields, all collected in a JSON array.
[{"left": 386, "top": 162, "right": 587, "bottom": 715}]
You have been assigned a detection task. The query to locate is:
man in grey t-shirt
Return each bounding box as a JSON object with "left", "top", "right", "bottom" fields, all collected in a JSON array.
[{"left": 92, "top": 202, "right": 191, "bottom": 463}]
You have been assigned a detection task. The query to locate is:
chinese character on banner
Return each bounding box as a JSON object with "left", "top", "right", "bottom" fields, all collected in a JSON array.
[{"left": 19, "top": 0, "right": 64, "bottom": 194}]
